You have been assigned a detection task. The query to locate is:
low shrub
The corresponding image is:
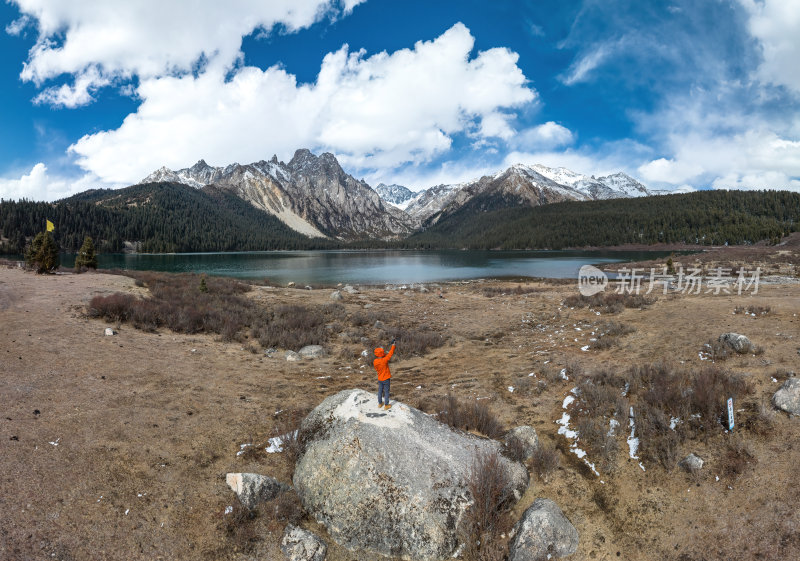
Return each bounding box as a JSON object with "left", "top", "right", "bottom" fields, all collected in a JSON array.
[
  {"left": 563, "top": 292, "right": 656, "bottom": 313},
  {"left": 482, "top": 285, "right": 539, "bottom": 298},
  {"left": 435, "top": 394, "right": 504, "bottom": 439},
  {"left": 733, "top": 305, "right": 771, "bottom": 316},
  {"left": 378, "top": 325, "right": 447, "bottom": 357},
  {"left": 89, "top": 293, "right": 137, "bottom": 322},
  {"left": 253, "top": 305, "right": 326, "bottom": 350},
  {"left": 591, "top": 320, "right": 636, "bottom": 349},
  {"left": 530, "top": 441, "right": 560, "bottom": 481},
  {"left": 461, "top": 450, "right": 514, "bottom": 561},
  {"left": 271, "top": 408, "right": 311, "bottom": 468}
]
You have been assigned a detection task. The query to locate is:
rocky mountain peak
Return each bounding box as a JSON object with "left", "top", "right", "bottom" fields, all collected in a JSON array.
[{"left": 375, "top": 183, "right": 414, "bottom": 207}]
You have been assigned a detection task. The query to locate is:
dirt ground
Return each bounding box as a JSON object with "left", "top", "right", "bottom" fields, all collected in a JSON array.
[{"left": 1, "top": 240, "right": 799, "bottom": 561}]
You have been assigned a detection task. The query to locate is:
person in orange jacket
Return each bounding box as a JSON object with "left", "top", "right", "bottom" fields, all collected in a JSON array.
[{"left": 373, "top": 338, "right": 396, "bottom": 409}]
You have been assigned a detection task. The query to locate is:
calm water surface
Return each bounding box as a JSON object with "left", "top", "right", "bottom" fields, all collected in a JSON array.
[{"left": 70, "top": 250, "right": 672, "bottom": 285}]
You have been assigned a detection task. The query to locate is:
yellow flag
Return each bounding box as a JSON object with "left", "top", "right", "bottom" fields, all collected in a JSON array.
[{"left": 46, "top": 219, "right": 54, "bottom": 232}]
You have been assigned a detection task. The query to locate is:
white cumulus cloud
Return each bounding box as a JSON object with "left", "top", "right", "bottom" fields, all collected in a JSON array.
[
  {"left": 69, "top": 23, "right": 537, "bottom": 183},
  {"left": 739, "top": 0, "right": 800, "bottom": 93},
  {"left": 0, "top": 163, "right": 100, "bottom": 201},
  {"left": 12, "top": 0, "right": 365, "bottom": 103}
]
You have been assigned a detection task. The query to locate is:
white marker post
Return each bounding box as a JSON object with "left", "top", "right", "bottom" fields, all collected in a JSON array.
[{"left": 727, "top": 397, "right": 735, "bottom": 431}]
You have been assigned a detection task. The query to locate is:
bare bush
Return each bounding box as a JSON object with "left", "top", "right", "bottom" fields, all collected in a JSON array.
[
  {"left": 461, "top": 450, "right": 513, "bottom": 561},
  {"left": 272, "top": 408, "right": 311, "bottom": 468},
  {"left": 563, "top": 292, "right": 655, "bottom": 313},
  {"left": 379, "top": 324, "right": 446, "bottom": 357},
  {"left": 436, "top": 394, "right": 504, "bottom": 439},
  {"left": 530, "top": 441, "right": 560, "bottom": 481},
  {"left": 482, "top": 284, "right": 539, "bottom": 298},
  {"left": 591, "top": 320, "right": 636, "bottom": 349},
  {"left": 89, "top": 293, "right": 137, "bottom": 322}
]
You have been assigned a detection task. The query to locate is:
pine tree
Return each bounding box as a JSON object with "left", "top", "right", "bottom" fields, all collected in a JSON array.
[
  {"left": 25, "top": 231, "right": 60, "bottom": 274},
  {"left": 75, "top": 236, "right": 98, "bottom": 271}
]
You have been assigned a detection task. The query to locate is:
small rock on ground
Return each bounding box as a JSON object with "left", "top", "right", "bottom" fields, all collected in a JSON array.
[
  {"left": 298, "top": 345, "right": 325, "bottom": 358},
  {"left": 678, "top": 453, "right": 704, "bottom": 472},
  {"left": 281, "top": 524, "right": 327, "bottom": 561},
  {"left": 718, "top": 333, "right": 753, "bottom": 354},
  {"left": 225, "top": 473, "right": 290, "bottom": 510},
  {"left": 285, "top": 351, "right": 302, "bottom": 362}
]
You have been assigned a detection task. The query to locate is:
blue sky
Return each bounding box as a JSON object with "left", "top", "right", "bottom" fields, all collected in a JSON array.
[{"left": 1, "top": 0, "right": 799, "bottom": 201}]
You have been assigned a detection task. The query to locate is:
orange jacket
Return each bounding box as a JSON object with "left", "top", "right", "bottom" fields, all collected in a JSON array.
[{"left": 373, "top": 344, "right": 395, "bottom": 381}]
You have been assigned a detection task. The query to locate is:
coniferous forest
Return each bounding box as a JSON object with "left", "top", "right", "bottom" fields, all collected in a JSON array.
[
  {"left": 403, "top": 190, "right": 800, "bottom": 249},
  {"left": 0, "top": 182, "right": 329, "bottom": 254},
  {"left": 1, "top": 185, "right": 798, "bottom": 254}
]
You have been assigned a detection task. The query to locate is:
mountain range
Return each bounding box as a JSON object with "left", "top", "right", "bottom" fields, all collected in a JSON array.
[{"left": 139, "top": 149, "right": 655, "bottom": 240}]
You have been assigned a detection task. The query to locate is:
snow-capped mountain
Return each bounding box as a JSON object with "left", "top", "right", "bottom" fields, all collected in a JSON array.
[
  {"left": 530, "top": 164, "right": 651, "bottom": 199},
  {"left": 375, "top": 183, "right": 414, "bottom": 209},
  {"left": 394, "top": 163, "right": 655, "bottom": 225},
  {"left": 139, "top": 151, "right": 416, "bottom": 240}
]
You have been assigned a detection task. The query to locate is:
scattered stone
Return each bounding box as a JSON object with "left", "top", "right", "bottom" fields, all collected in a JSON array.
[
  {"left": 281, "top": 524, "right": 327, "bottom": 561},
  {"left": 772, "top": 378, "right": 800, "bottom": 415},
  {"left": 342, "top": 285, "right": 358, "bottom": 294},
  {"left": 264, "top": 348, "right": 277, "bottom": 357},
  {"left": 293, "top": 389, "right": 528, "bottom": 560},
  {"left": 504, "top": 426, "right": 539, "bottom": 460},
  {"left": 225, "top": 473, "right": 290, "bottom": 510},
  {"left": 104, "top": 328, "right": 115, "bottom": 336},
  {"left": 305, "top": 285, "right": 312, "bottom": 291},
  {"left": 718, "top": 333, "right": 753, "bottom": 354},
  {"left": 287, "top": 282, "right": 295, "bottom": 288},
  {"left": 285, "top": 351, "right": 302, "bottom": 362},
  {"left": 678, "top": 453, "right": 704, "bottom": 472},
  {"left": 509, "top": 498, "right": 579, "bottom": 561},
  {"left": 373, "top": 320, "right": 385, "bottom": 330},
  {"left": 298, "top": 345, "right": 325, "bottom": 359},
  {"left": 330, "top": 290, "right": 343, "bottom": 301}
]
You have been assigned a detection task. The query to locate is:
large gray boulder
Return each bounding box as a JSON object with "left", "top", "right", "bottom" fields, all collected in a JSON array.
[
  {"left": 772, "top": 378, "right": 800, "bottom": 415},
  {"left": 281, "top": 524, "right": 327, "bottom": 561},
  {"left": 293, "top": 389, "right": 528, "bottom": 560},
  {"left": 509, "top": 498, "right": 579, "bottom": 560},
  {"left": 718, "top": 333, "right": 753, "bottom": 354},
  {"left": 225, "top": 473, "right": 290, "bottom": 510}
]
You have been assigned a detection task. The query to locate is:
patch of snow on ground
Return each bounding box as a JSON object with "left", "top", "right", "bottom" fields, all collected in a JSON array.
[
  {"left": 581, "top": 345, "right": 590, "bottom": 351},
  {"left": 670, "top": 417, "right": 681, "bottom": 430},
  {"left": 236, "top": 443, "right": 252, "bottom": 457},
  {"left": 266, "top": 431, "right": 298, "bottom": 453},
  {"left": 608, "top": 419, "right": 619, "bottom": 436},
  {"left": 627, "top": 406, "right": 640, "bottom": 460},
  {"left": 556, "top": 388, "right": 599, "bottom": 476}
]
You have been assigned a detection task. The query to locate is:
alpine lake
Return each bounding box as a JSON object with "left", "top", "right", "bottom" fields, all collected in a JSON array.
[{"left": 57, "top": 249, "right": 675, "bottom": 286}]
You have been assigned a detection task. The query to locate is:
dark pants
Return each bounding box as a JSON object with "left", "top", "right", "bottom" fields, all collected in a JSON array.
[{"left": 378, "top": 379, "right": 390, "bottom": 405}]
